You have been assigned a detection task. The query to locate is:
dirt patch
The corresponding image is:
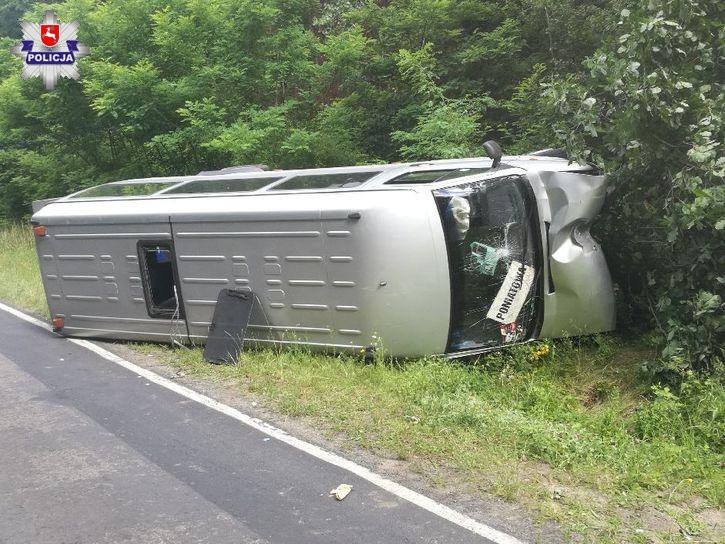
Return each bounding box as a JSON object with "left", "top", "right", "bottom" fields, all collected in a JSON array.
[
  {"left": 639, "top": 507, "right": 680, "bottom": 534},
  {"left": 696, "top": 507, "right": 723, "bottom": 535}
]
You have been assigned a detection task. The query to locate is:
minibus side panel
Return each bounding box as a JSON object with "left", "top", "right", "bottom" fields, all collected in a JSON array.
[
  {"left": 33, "top": 221, "right": 189, "bottom": 341},
  {"left": 171, "top": 209, "right": 331, "bottom": 347},
  {"left": 169, "top": 190, "right": 450, "bottom": 356}
]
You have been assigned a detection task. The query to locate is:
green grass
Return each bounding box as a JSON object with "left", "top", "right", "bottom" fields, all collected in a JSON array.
[
  {"left": 0, "top": 223, "right": 48, "bottom": 317},
  {"left": 139, "top": 341, "right": 723, "bottom": 542},
  {"left": 1, "top": 223, "right": 722, "bottom": 543}
]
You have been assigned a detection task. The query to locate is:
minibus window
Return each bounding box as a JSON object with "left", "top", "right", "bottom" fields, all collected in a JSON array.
[
  {"left": 387, "top": 168, "right": 489, "bottom": 184},
  {"left": 70, "top": 182, "right": 176, "bottom": 198},
  {"left": 164, "top": 176, "right": 282, "bottom": 194},
  {"left": 434, "top": 175, "right": 541, "bottom": 351},
  {"left": 269, "top": 171, "right": 382, "bottom": 190},
  {"left": 388, "top": 170, "right": 456, "bottom": 184},
  {"left": 138, "top": 242, "right": 183, "bottom": 319}
]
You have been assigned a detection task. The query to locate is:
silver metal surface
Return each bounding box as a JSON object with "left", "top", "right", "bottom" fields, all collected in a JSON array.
[
  {"left": 32, "top": 155, "right": 615, "bottom": 356},
  {"left": 535, "top": 171, "right": 615, "bottom": 337}
]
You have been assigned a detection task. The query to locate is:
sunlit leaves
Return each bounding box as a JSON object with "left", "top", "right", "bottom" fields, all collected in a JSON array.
[
  {"left": 544, "top": 0, "right": 724, "bottom": 376},
  {"left": 0, "top": 0, "right": 624, "bottom": 219}
]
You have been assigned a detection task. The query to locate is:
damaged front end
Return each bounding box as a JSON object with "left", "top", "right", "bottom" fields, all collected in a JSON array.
[{"left": 435, "top": 169, "right": 615, "bottom": 357}]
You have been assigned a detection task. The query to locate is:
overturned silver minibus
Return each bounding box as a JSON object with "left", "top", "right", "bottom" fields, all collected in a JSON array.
[{"left": 31, "top": 150, "right": 615, "bottom": 357}]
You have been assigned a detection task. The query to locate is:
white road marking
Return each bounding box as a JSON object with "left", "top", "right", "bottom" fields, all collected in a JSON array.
[{"left": 0, "top": 301, "right": 526, "bottom": 544}]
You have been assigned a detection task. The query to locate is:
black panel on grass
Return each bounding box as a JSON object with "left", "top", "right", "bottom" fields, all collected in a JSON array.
[{"left": 203, "top": 289, "right": 254, "bottom": 365}]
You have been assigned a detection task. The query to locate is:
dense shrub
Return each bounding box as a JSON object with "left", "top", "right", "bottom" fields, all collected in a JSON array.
[
  {"left": 545, "top": 0, "right": 724, "bottom": 377},
  {"left": 0, "top": 0, "right": 622, "bottom": 219}
]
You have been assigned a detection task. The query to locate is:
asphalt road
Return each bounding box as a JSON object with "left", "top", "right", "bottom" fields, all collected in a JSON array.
[{"left": 0, "top": 308, "right": 500, "bottom": 544}]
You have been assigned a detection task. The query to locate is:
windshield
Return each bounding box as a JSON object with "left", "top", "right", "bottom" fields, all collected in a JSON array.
[{"left": 434, "top": 175, "right": 541, "bottom": 352}]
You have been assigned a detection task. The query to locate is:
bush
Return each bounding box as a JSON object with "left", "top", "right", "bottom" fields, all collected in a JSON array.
[
  {"left": 544, "top": 0, "right": 724, "bottom": 377},
  {"left": 632, "top": 377, "right": 724, "bottom": 453}
]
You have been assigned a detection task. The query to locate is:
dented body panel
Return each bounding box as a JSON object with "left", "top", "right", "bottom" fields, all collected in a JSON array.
[
  {"left": 535, "top": 171, "right": 615, "bottom": 337},
  {"left": 32, "top": 155, "right": 614, "bottom": 357}
]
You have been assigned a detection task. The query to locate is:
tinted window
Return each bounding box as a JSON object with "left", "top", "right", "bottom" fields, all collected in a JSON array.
[
  {"left": 165, "top": 176, "right": 281, "bottom": 194},
  {"left": 387, "top": 168, "right": 489, "bottom": 184},
  {"left": 70, "top": 182, "right": 176, "bottom": 198},
  {"left": 269, "top": 171, "right": 381, "bottom": 191},
  {"left": 437, "top": 168, "right": 490, "bottom": 181},
  {"left": 434, "top": 175, "right": 541, "bottom": 352}
]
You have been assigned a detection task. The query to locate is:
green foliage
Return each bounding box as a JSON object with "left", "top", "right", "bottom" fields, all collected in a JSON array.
[
  {"left": 204, "top": 102, "right": 294, "bottom": 166},
  {"left": 503, "top": 63, "right": 555, "bottom": 154},
  {"left": 392, "top": 100, "right": 480, "bottom": 160},
  {"left": 544, "top": 0, "right": 724, "bottom": 377},
  {"left": 633, "top": 378, "right": 724, "bottom": 452},
  {"left": 0, "top": 0, "right": 622, "bottom": 219},
  {"left": 0, "top": 0, "right": 29, "bottom": 39},
  {"left": 0, "top": 223, "right": 47, "bottom": 316},
  {"left": 2, "top": 0, "right": 720, "bottom": 379}
]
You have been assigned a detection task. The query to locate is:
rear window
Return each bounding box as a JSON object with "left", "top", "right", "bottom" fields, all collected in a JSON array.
[
  {"left": 387, "top": 168, "right": 489, "bottom": 184},
  {"left": 164, "top": 177, "right": 282, "bottom": 194},
  {"left": 69, "top": 182, "right": 176, "bottom": 198},
  {"left": 269, "top": 171, "right": 381, "bottom": 191}
]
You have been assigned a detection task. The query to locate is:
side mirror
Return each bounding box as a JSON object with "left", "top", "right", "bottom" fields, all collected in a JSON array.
[{"left": 483, "top": 140, "right": 503, "bottom": 168}]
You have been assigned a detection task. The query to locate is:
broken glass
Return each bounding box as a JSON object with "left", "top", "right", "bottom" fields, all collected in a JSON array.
[{"left": 434, "top": 175, "right": 542, "bottom": 352}]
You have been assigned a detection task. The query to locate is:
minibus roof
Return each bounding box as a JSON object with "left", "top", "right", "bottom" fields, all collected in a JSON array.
[{"left": 60, "top": 154, "right": 592, "bottom": 202}]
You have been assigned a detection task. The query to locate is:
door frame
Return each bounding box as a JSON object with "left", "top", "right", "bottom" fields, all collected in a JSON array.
[{"left": 136, "top": 239, "right": 187, "bottom": 322}]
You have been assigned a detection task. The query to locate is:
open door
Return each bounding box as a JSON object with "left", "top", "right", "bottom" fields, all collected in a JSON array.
[{"left": 434, "top": 173, "right": 543, "bottom": 355}]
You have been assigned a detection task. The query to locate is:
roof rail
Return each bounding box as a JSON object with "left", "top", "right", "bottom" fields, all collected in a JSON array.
[
  {"left": 529, "top": 148, "right": 568, "bottom": 159},
  {"left": 197, "top": 165, "right": 268, "bottom": 175}
]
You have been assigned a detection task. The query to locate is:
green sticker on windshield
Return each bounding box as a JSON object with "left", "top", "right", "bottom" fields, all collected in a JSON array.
[{"left": 470, "top": 242, "right": 504, "bottom": 276}]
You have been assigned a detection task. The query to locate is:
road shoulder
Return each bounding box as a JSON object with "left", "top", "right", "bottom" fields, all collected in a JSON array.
[{"left": 104, "top": 341, "right": 563, "bottom": 543}]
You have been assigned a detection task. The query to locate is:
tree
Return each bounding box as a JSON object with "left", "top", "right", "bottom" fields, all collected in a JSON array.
[
  {"left": 0, "top": 0, "right": 624, "bottom": 219},
  {"left": 545, "top": 0, "right": 724, "bottom": 376}
]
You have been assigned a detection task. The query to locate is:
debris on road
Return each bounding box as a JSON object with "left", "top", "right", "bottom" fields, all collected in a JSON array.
[{"left": 330, "top": 484, "right": 353, "bottom": 501}]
